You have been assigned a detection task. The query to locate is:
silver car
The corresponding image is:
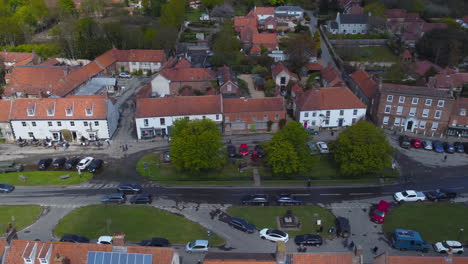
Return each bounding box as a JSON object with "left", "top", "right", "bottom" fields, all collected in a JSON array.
[
  {"left": 422, "top": 140, "right": 433, "bottom": 150},
  {"left": 316, "top": 142, "right": 329, "bottom": 154}
]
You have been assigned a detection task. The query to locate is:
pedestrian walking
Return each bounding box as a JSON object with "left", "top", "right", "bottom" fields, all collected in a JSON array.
[
  {"left": 307, "top": 178, "right": 311, "bottom": 188},
  {"left": 444, "top": 155, "right": 448, "bottom": 161},
  {"left": 125, "top": 144, "right": 128, "bottom": 151},
  {"left": 105, "top": 139, "right": 110, "bottom": 146}
]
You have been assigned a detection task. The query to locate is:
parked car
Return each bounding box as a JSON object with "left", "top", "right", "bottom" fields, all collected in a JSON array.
[
  {"left": 294, "top": 234, "right": 323, "bottom": 246},
  {"left": 88, "top": 159, "right": 103, "bottom": 173},
  {"left": 432, "top": 140, "right": 444, "bottom": 153},
  {"left": 77, "top": 157, "right": 94, "bottom": 170},
  {"left": 422, "top": 140, "right": 433, "bottom": 150},
  {"left": 306, "top": 128, "right": 319, "bottom": 135},
  {"left": 162, "top": 152, "right": 170, "bottom": 163},
  {"left": 64, "top": 158, "right": 80, "bottom": 170},
  {"left": 254, "top": 145, "right": 265, "bottom": 158},
  {"left": 241, "top": 194, "right": 269, "bottom": 206},
  {"left": 424, "top": 189, "right": 457, "bottom": 202},
  {"left": 239, "top": 144, "right": 249, "bottom": 156},
  {"left": 394, "top": 190, "right": 426, "bottom": 202},
  {"left": 101, "top": 193, "right": 126, "bottom": 204},
  {"left": 139, "top": 237, "right": 170, "bottom": 247},
  {"left": 370, "top": 200, "right": 390, "bottom": 224},
  {"left": 52, "top": 157, "right": 67, "bottom": 169},
  {"left": 130, "top": 194, "right": 153, "bottom": 204},
  {"left": 38, "top": 158, "right": 53, "bottom": 170},
  {"left": 227, "top": 145, "right": 236, "bottom": 157},
  {"left": 228, "top": 217, "right": 256, "bottom": 233},
  {"left": 307, "top": 142, "right": 318, "bottom": 155},
  {"left": 0, "top": 184, "right": 15, "bottom": 193},
  {"left": 443, "top": 142, "right": 455, "bottom": 153},
  {"left": 391, "top": 229, "right": 430, "bottom": 252},
  {"left": 398, "top": 136, "right": 411, "bottom": 149},
  {"left": 276, "top": 194, "right": 302, "bottom": 205},
  {"left": 97, "top": 236, "right": 113, "bottom": 245},
  {"left": 411, "top": 138, "right": 422, "bottom": 148},
  {"left": 433, "top": 241, "right": 464, "bottom": 254},
  {"left": 185, "top": 240, "right": 209, "bottom": 253},
  {"left": 60, "top": 234, "right": 90, "bottom": 243},
  {"left": 119, "top": 72, "right": 132, "bottom": 78},
  {"left": 454, "top": 142, "right": 464, "bottom": 153},
  {"left": 0, "top": 161, "right": 23, "bottom": 173},
  {"left": 316, "top": 142, "right": 329, "bottom": 154},
  {"left": 117, "top": 183, "right": 143, "bottom": 194},
  {"left": 335, "top": 217, "right": 350, "bottom": 238},
  {"left": 463, "top": 142, "right": 468, "bottom": 154},
  {"left": 259, "top": 228, "right": 289, "bottom": 242}
]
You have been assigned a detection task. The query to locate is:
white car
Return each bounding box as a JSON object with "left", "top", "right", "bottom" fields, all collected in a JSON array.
[
  {"left": 316, "top": 142, "right": 329, "bottom": 154},
  {"left": 97, "top": 236, "right": 113, "bottom": 245},
  {"left": 259, "top": 228, "right": 289, "bottom": 242},
  {"left": 185, "top": 240, "right": 209, "bottom": 253},
  {"left": 119, "top": 72, "right": 132, "bottom": 78},
  {"left": 77, "top": 157, "right": 94, "bottom": 170},
  {"left": 434, "top": 241, "right": 464, "bottom": 254},
  {"left": 394, "top": 190, "right": 426, "bottom": 202}
]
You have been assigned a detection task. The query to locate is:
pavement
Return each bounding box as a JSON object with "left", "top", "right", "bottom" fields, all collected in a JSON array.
[{"left": 238, "top": 74, "right": 265, "bottom": 99}]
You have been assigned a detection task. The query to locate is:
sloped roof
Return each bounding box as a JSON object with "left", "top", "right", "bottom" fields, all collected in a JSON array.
[
  {"left": 381, "top": 83, "right": 452, "bottom": 98},
  {"left": 296, "top": 87, "right": 366, "bottom": 111},
  {"left": 252, "top": 33, "right": 278, "bottom": 44},
  {"left": 321, "top": 65, "right": 345, "bottom": 87},
  {"left": 292, "top": 252, "right": 357, "bottom": 264},
  {"left": 450, "top": 97, "right": 468, "bottom": 126},
  {"left": 272, "top": 63, "right": 298, "bottom": 80},
  {"left": 223, "top": 97, "right": 284, "bottom": 113},
  {"left": 384, "top": 9, "right": 407, "bottom": 19},
  {"left": 174, "top": 58, "right": 192, "bottom": 68},
  {"left": 0, "top": 52, "right": 34, "bottom": 66},
  {"left": 401, "top": 50, "right": 412, "bottom": 60},
  {"left": 379, "top": 254, "right": 468, "bottom": 264},
  {"left": 136, "top": 96, "right": 222, "bottom": 118},
  {"left": 347, "top": 5, "right": 363, "bottom": 15},
  {"left": 306, "top": 63, "right": 323, "bottom": 71},
  {"left": 159, "top": 67, "right": 216, "bottom": 82},
  {"left": 275, "top": 6, "right": 304, "bottom": 12},
  {"left": 350, "top": 69, "right": 377, "bottom": 98},
  {"left": 254, "top": 7, "right": 275, "bottom": 15},
  {"left": 0, "top": 100, "right": 12, "bottom": 122},
  {"left": 204, "top": 252, "right": 276, "bottom": 264},
  {"left": 413, "top": 60, "right": 443, "bottom": 76},
  {"left": 340, "top": 13, "right": 369, "bottom": 24}
]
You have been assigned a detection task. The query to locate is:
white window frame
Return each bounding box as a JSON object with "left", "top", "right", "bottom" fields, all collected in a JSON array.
[
  {"left": 396, "top": 106, "right": 403, "bottom": 115},
  {"left": 437, "top": 100, "right": 445, "bottom": 107},
  {"left": 425, "top": 99, "right": 432, "bottom": 106},
  {"left": 394, "top": 118, "right": 401, "bottom": 126},
  {"left": 383, "top": 116, "right": 389, "bottom": 125},
  {"left": 422, "top": 109, "right": 429, "bottom": 118},
  {"left": 304, "top": 112, "right": 309, "bottom": 118},
  {"left": 353, "top": 109, "right": 357, "bottom": 115},
  {"left": 419, "top": 121, "right": 426, "bottom": 129},
  {"left": 434, "top": 110, "right": 442, "bottom": 119},
  {"left": 409, "top": 107, "right": 416, "bottom": 116},
  {"left": 412, "top": 97, "right": 419, "bottom": 104},
  {"left": 387, "top": 95, "right": 393, "bottom": 102},
  {"left": 399, "top": 96, "right": 405, "bottom": 103},
  {"left": 431, "top": 122, "right": 438, "bottom": 130},
  {"left": 384, "top": 105, "right": 391, "bottom": 114}
]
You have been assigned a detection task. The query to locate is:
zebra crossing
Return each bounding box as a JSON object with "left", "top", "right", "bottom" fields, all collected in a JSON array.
[{"left": 74, "top": 183, "right": 159, "bottom": 189}]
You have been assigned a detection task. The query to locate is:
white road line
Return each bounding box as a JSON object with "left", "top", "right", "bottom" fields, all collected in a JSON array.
[
  {"left": 452, "top": 187, "right": 465, "bottom": 190},
  {"left": 349, "top": 193, "right": 374, "bottom": 195},
  {"left": 291, "top": 194, "right": 311, "bottom": 196},
  {"left": 319, "top": 193, "right": 341, "bottom": 196}
]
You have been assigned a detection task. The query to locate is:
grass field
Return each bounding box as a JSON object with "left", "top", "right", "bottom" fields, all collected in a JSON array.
[
  {"left": 337, "top": 46, "right": 398, "bottom": 62},
  {"left": 185, "top": 9, "right": 204, "bottom": 22},
  {"left": 54, "top": 205, "right": 224, "bottom": 245},
  {"left": 227, "top": 206, "right": 336, "bottom": 238},
  {"left": 383, "top": 203, "right": 468, "bottom": 243},
  {"left": 0, "top": 171, "right": 91, "bottom": 185},
  {"left": 0, "top": 205, "right": 42, "bottom": 234}
]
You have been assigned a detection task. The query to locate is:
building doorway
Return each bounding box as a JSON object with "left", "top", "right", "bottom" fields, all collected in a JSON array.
[
  {"left": 338, "top": 118, "right": 344, "bottom": 127},
  {"left": 406, "top": 120, "right": 413, "bottom": 131},
  {"left": 72, "top": 131, "right": 77, "bottom": 141}
]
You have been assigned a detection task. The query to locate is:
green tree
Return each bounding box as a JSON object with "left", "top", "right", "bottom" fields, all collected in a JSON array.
[
  {"left": 363, "top": 2, "right": 386, "bottom": 17},
  {"left": 201, "top": 0, "right": 222, "bottom": 9},
  {"left": 170, "top": 118, "right": 224, "bottom": 173},
  {"left": 58, "top": 0, "right": 76, "bottom": 16},
  {"left": 210, "top": 22, "right": 243, "bottom": 66},
  {"left": 268, "top": 0, "right": 286, "bottom": 5},
  {"left": 265, "top": 137, "right": 300, "bottom": 174},
  {"left": 283, "top": 33, "right": 315, "bottom": 73},
  {"left": 333, "top": 121, "right": 393, "bottom": 176},
  {"left": 264, "top": 79, "right": 276, "bottom": 97},
  {"left": 160, "top": 0, "right": 185, "bottom": 27}
]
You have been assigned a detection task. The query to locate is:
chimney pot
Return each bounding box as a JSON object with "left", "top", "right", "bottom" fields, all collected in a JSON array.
[{"left": 112, "top": 232, "right": 126, "bottom": 246}]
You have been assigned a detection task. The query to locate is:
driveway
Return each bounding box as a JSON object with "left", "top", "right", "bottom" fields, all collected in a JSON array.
[{"left": 238, "top": 74, "right": 264, "bottom": 98}]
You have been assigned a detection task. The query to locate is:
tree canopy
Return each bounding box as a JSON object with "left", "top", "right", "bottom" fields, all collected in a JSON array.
[
  {"left": 170, "top": 118, "right": 224, "bottom": 173},
  {"left": 210, "top": 22, "right": 243, "bottom": 66},
  {"left": 282, "top": 33, "right": 315, "bottom": 73},
  {"left": 333, "top": 121, "right": 394, "bottom": 176}
]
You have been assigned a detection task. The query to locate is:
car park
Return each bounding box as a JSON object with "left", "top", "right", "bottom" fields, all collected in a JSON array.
[
  {"left": 227, "top": 145, "right": 236, "bottom": 157},
  {"left": 433, "top": 140, "right": 444, "bottom": 153},
  {"left": 411, "top": 138, "right": 422, "bottom": 148},
  {"left": 130, "top": 194, "right": 153, "bottom": 204},
  {"left": 399, "top": 136, "right": 411, "bottom": 149},
  {"left": 259, "top": 228, "right": 289, "bottom": 242},
  {"left": 101, "top": 193, "right": 126, "bottom": 204},
  {"left": 241, "top": 194, "right": 269, "bottom": 206},
  {"left": 335, "top": 217, "right": 350, "bottom": 238},
  {"left": 422, "top": 140, "right": 433, "bottom": 150},
  {"left": 38, "top": 158, "right": 53, "bottom": 170},
  {"left": 228, "top": 217, "right": 256, "bottom": 233},
  {"left": 424, "top": 189, "right": 457, "bottom": 202},
  {"left": 254, "top": 145, "right": 265, "bottom": 158},
  {"left": 77, "top": 157, "right": 94, "bottom": 170},
  {"left": 0, "top": 161, "right": 23, "bottom": 173},
  {"left": 139, "top": 237, "right": 170, "bottom": 247},
  {"left": 119, "top": 72, "right": 132, "bottom": 78},
  {"left": 60, "top": 234, "right": 90, "bottom": 243},
  {"left": 239, "top": 144, "right": 249, "bottom": 156},
  {"left": 391, "top": 229, "right": 430, "bottom": 252},
  {"left": 294, "top": 234, "right": 323, "bottom": 246},
  {"left": 0, "top": 184, "right": 15, "bottom": 193},
  {"left": 394, "top": 190, "right": 426, "bottom": 202},
  {"left": 185, "top": 240, "right": 209, "bottom": 253},
  {"left": 88, "top": 159, "right": 103, "bottom": 173},
  {"left": 454, "top": 142, "right": 464, "bottom": 153},
  {"left": 371, "top": 200, "right": 390, "bottom": 224},
  {"left": 316, "top": 142, "right": 329, "bottom": 153},
  {"left": 117, "top": 183, "right": 143, "bottom": 194},
  {"left": 64, "top": 158, "right": 80, "bottom": 170},
  {"left": 97, "top": 236, "right": 113, "bottom": 245},
  {"left": 52, "top": 157, "right": 67, "bottom": 169},
  {"left": 443, "top": 142, "right": 455, "bottom": 153},
  {"left": 433, "top": 240, "right": 464, "bottom": 254},
  {"left": 276, "top": 194, "right": 302, "bottom": 205}
]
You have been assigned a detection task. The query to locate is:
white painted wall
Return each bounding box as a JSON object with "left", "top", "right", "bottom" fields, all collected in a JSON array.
[
  {"left": 0, "top": 122, "right": 14, "bottom": 141},
  {"left": 129, "top": 62, "right": 162, "bottom": 73},
  {"left": 338, "top": 22, "right": 367, "bottom": 34},
  {"left": 151, "top": 75, "right": 171, "bottom": 96},
  {"left": 257, "top": 14, "right": 274, "bottom": 20},
  {"left": 274, "top": 71, "right": 294, "bottom": 86},
  {"left": 297, "top": 108, "right": 366, "bottom": 128}
]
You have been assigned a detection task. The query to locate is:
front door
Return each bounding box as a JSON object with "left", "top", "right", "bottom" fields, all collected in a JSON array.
[
  {"left": 338, "top": 118, "right": 344, "bottom": 127},
  {"left": 407, "top": 121, "right": 413, "bottom": 131},
  {"left": 72, "top": 131, "right": 77, "bottom": 141},
  {"left": 303, "top": 121, "right": 308, "bottom": 129},
  {"left": 280, "top": 77, "right": 286, "bottom": 85}
]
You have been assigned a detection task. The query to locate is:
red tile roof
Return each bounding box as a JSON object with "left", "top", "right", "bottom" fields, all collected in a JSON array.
[
  {"left": 253, "top": 6, "right": 275, "bottom": 15},
  {"left": 10, "top": 95, "right": 110, "bottom": 120},
  {"left": 234, "top": 16, "right": 258, "bottom": 31},
  {"left": 240, "top": 27, "right": 258, "bottom": 43},
  {"left": 296, "top": 87, "right": 366, "bottom": 111},
  {"left": 292, "top": 252, "right": 357, "bottom": 264},
  {"left": 321, "top": 65, "right": 345, "bottom": 87},
  {"left": 159, "top": 67, "right": 216, "bottom": 82},
  {"left": 414, "top": 60, "right": 443, "bottom": 76},
  {"left": 377, "top": 254, "right": 468, "bottom": 264},
  {"left": 350, "top": 69, "right": 377, "bottom": 98},
  {"left": 401, "top": 50, "right": 412, "bottom": 60},
  {"left": 291, "top": 83, "right": 304, "bottom": 97},
  {"left": 306, "top": 63, "right": 323, "bottom": 71},
  {"left": 0, "top": 100, "right": 12, "bottom": 122},
  {"left": 272, "top": 63, "right": 298, "bottom": 80},
  {"left": 174, "top": 58, "right": 192, "bottom": 68},
  {"left": 450, "top": 97, "right": 468, "bottom": 126},
  {"left": 223, "top": 97, "right": 284, "bottom": 113},
  {"left": 38, "top": 58, "right": 60, "bottom": 66},
  {"left": 348, "top": 5, "right": 363, "bottom": 14},
  {"left": 252, "top": 33, "right": 278, "bottom": 44},
  {"left": 136, "top": 96, "right": 222, "bottom": 118},
  {"left": 0, "top": 52, "right": 34, "bottom": 67},
  {"left": 428, "top": 72, "right": 468, "bottom": 89}
]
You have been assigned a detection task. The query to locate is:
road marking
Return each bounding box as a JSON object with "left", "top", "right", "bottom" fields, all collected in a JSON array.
[
  {"left": 291, "top": 194, "right": 311, "bottom": 196},
  {"left": 349, "top": 193, "right": 374, "bottom": 195},
  {"left": 452, "top": 187, "right": 465, "bottom": 190},
  {"left": 319, "top": 193, "right": 341, "bottom": 196}
]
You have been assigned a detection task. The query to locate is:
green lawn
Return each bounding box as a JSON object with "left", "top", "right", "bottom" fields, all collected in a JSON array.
[
  {"left": 54, "top": 205, "right": 224, "bottom": 245},
  {"left": 337, "top": 46, "right": 398, "bottom": 62},
  {"left": 0, "top": 171, "right": 91, "bottom": 185},
  {"left": 185, "top": 9, "right": 204, "bottom": 22},
  {"left": 383, "top": 203, "right": 468, "bottom": 243},
  {"left": 227, "top": 206, "right": 336, "bottom": 238},
  {"left": 0, "top": 205, "right": 42, "bottom": 234}
]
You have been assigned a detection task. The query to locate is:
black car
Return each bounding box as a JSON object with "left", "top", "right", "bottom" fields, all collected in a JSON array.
[
  {"left": 241, "top": 194, "right": 269, "bottom": 206},
  {"left": 101, "top": 193, "right": 126, "bottom": 204},
  {"left": 37, "top": 158, "right": 53, "bottom": 170},
  {"left": 398, "top": 136, "right": 410, "bottom": 149},
  {"left": 454, "top": 142, "right": 464, "bottom": 153},
  {"left": 335, "top": 217, "right": 350, "bottom": 238},
  {"left": 130, "top": 194, "right": 153, "bottom": 204},
  {"left": 425, "top": 189, "right": 457, "bottom": 202},
  {"left": 227, "top": 145, "right": 236, "bottom": 157},
  {"left": 276, "top": 194, "right": 302, "bottom": 205},
  {"left": 254, "top": 145, "right": 265, "bottom": 158},
  {"left": 294, "top": 234, "right": 323, "bottom": 246},
  {"left": 0, "top": 184, "right": 15, "bottom": 193},
  {"left": 443, "top": 142, "right": 455, "bottom": 153},
  {"left": 228, "top": 217, "right": 256, "bottom": 233},
  {"left": 88, "top": 159, "right": 103, "bottom": 173},
  {"left": 60, "top": 234, "right": 90, "bottom": 243},
  {"left": 52, "top": 158, "right": 67, "bottom": 169},
  {"left": 139, "top": 237, "right": 170, "bottom": 247},
  {"left": 64, "top": 158, "right": 80, "bottom": 170},
  {"left": 117, "top": 183, "right": 143, "bottom": 194}
]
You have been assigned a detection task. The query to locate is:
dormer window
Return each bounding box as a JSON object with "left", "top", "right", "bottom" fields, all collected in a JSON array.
[
  {"left": 47, "top": 103, "right": 55, "bottom": 116},
  {"left": 66, "top": 108, "right": 73, "bottom": 116},
  {"left": 27, "top": 103, "right": 36, "bottom": 116},
  {"left": 85, "top": 104, "right": 93, "bottom": 116}
]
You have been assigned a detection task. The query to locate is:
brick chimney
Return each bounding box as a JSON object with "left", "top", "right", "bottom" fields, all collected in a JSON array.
[
  {"left": 54, "top": 253, "right": 70, "bottom": 264},
  {"left": 112, "top": 232, "right": 126, "bottom": 246}
]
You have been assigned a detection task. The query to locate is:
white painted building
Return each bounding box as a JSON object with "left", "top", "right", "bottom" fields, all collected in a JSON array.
[
  {"left": 329, "top": 13, "right": 370, "bottom": 34},
  {"left": 135, "top": 96, "right": 222, "bottom": 139},
  {"left": 274, "top": 6, "right": 304, "bottom": 19},
  {"left": 9, "top": 95, "right": 119, "bottom": 140},
  {"left": 294, "top": 87, "right": 366, "bottom": 129},
  {"left": 150, "top": 74, "right": 171, "bottom": 96},
  {"left": 0, "top": 101, "right": 14, "bottom": 141}
]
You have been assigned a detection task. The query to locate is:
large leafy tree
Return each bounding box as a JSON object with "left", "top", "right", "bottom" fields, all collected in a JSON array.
[
  {"left": 333, "top": 121, "right": 394, "bottom": 176},
  {"left": 160, "top": 0, "right": 185, "bottom": 28},
  {"left": 210, "top": 22, "right": 243, "bottom": 66},
  {"left": 282, "top": 33, "right": 315, "bottom": 73},
  {"left": 170, "top": 118, "right": 224, "bottom": 173}
]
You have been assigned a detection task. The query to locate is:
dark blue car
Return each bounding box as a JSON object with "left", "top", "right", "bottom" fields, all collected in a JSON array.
[
  {"left": 229, "top": 217, "right": 256, "bottom": 233},
  {"left": 60, "top": 234, "right": 90, "bottom": 243},
  {"left": 0, "top": 184, "right": 15, "bottom": 193},
  {"left": 443, "top": 142, "right": 455, "bottom": 153},
  {"left": 276, "top": 194, "right": 302, "bottom": 205},
  {"left": 432, "top": 140, "right": 444, "bottom": 153}
]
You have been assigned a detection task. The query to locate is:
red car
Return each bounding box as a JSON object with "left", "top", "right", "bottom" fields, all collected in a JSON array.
[
  {"left": 239, "top": 144, "right": 249, "bottom": 156},
  {"left": 371, "top": 200, "right": 390, "bottom": 224},
  {"left": 411, "top": 138, "right": 422, "bottom": 148}
]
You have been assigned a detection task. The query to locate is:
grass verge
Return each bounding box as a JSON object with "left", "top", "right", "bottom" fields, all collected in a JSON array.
[
  {"left": 337, "top": 46, "right": 398, "bottom": 62},
  {"left": 54, "top": 205, "right": 224, "bottom": 245},
  {"left": 383, "top": 203, "right": 468, "bottom": 243},
  {"left": 0, "top": 205, "right": 42, "bottom": 233},
  {"left": 0, "top": 171, "right": 92, "bottom": 185},
  {"left": 227, "top": 206, "right": 336, "bottom": 238}
]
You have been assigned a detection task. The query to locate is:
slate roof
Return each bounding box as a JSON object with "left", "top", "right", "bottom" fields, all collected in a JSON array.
[
  {"left": 275, "top": 6, "right": 304, "bottom": 12},
  {"left": 296, "top": 87, "right": 366, "bottom": 111},
  {"left": 136, "top": 96, "right": 222, "bottom": 118},
  {"left": 340, "top": 13, "right": 369, "bottom": 24},
  {"left": 380, "top": 83, "right": 452, "bottom": 98}
]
